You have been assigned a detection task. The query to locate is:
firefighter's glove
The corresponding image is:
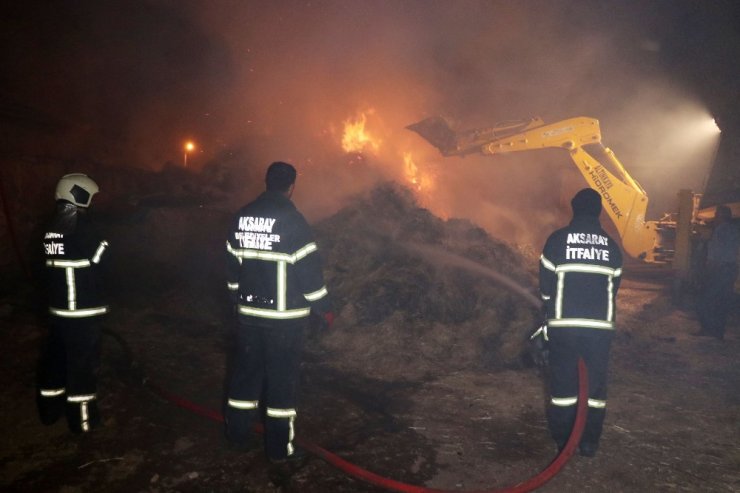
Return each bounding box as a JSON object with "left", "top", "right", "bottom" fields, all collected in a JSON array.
[
  {"left": 529, "top": 324, "right": 549, "bottom": 368},
  {"left": 322, "top": 311, "right": 335, "bottom": 330},
  {"left": 310, "top": 310, "right": 335, "bottom": 330}
]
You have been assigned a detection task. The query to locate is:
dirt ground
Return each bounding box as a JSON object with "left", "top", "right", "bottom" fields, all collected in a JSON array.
[{"left": 2, "top": 198, "right": 740, "bottom": 493}]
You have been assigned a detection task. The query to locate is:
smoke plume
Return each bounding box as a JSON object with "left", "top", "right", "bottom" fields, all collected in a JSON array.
[{"left": 3, "top": 0, "right": 734, "bottom": 250}]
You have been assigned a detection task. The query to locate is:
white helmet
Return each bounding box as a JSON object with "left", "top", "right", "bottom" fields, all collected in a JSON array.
[{"left": 55, "top": 173, "right": 100, "bottom": 208}]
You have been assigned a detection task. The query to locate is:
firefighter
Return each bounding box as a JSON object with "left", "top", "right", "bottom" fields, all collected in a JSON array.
[
  {"left": 224, "top": 161, "right": 333, "bottom": 463},
  {"left": 37, "top": 173, "right": 110, "bottom": 434},
  {"left": 539, "top": 188, "right": 623, "bottom": 457},
  {"left": 696, "top": 205, "right": 739, "bottom": 340}
]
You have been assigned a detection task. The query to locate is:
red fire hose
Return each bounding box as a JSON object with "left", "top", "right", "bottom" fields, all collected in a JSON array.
[{"left": 142, "top": 357, "right": 589, "bottom": 493}]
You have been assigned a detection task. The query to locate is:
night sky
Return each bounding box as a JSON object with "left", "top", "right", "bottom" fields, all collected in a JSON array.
[{"left": 2, "top": 1, "right": 739, "bottom": 228}]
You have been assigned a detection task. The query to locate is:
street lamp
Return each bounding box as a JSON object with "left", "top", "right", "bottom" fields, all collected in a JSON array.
[{"left": 183, "top": 141, "right": 195, "bottom": 167}]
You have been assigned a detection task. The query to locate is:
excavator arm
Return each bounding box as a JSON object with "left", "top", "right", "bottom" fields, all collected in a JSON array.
[{"left": 407, "top": 116, "right": 662, "bottom": 262}]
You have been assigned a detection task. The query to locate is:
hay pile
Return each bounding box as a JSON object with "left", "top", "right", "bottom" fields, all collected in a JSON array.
[{"left": 312, "top": 183, "right": 541, "bottom": 380}]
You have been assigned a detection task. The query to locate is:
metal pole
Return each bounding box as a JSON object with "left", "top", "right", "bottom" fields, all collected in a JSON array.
[{"left": 672, "top": 189, "right": 695, "bottom": 304}]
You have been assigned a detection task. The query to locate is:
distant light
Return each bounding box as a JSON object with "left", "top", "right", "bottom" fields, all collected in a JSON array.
[
  {"left": 684, "top": 116, "right": 721, "bottom": 141},
  {"left": 711, "top": 118, "right": 721, "bottom": 134},
  {"left": 698, "top": 117, "right": 721, "bottom": 136},
  {"left": 183, "top": 140, "right": 196, "bottom": 167}
]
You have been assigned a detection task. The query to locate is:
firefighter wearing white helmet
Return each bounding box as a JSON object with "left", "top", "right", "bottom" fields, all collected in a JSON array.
[
  {"left": 55, "top": 173, "right": 100, "bottom": 207},
  {"left": 37, "top": 173, "right": 110, "bottom": 434}
]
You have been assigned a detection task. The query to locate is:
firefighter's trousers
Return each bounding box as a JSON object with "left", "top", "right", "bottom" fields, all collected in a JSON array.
[
  {"left": 37, "top": 317, "right": 102, "bottom": 433},
  {"left": 225, "top": 319, "right": 305, "bottom": 460},
  {"left": 697, "top": 261, "right": 738, "bottom": 339},
  {"left": 547, "top": 327, "right": 612, "bottom": 449}
]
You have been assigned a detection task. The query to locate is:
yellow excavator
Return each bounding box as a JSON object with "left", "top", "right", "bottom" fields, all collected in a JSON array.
[{"left": 407, "top": 115, "right": 706, "bottom": 267}]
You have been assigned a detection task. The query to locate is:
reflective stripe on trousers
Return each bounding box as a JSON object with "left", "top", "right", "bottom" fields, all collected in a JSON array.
[
  {"left": 267, "top": 407, "right": 297, "bottom": 456},
  {"left": 68, "top": 394, "right": 96, "bottom": 432},
  {"left": 228, "top": 398, "right": 259, "bottom": 410},
  {"left": 550, "top": 396, "right": 607, "bottom": 409},
  {"left": 40, "top": 387, "right": 66, "bottom": 397}
]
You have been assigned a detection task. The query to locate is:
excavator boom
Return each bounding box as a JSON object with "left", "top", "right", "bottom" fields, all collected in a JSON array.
[{"left": 408, "top": 116, "right": 663, "bottom": 262}]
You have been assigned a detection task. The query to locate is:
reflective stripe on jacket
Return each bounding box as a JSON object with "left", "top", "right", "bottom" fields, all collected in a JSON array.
[
  {"left": 43, "top": 208, "right": 109, "bottom": 319},
  {"left": 226, "top": 191, "right": 330, "bottom": 327},
  {"left": 539, "top": 215, "right": 623, "bottom": 330}
]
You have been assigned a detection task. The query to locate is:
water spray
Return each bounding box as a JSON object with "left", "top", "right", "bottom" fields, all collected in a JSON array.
[{"left": 402, "top": 241, "right": 542, "bottom": 309}]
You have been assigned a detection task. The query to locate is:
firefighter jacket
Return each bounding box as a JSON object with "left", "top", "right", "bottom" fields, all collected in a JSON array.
[
  {"left": 539, "top": 214, "right": 623, "bottom": 331},
  {"left": 226, "top": 191, "right": 331, "bottom": 328},
  {"left": 43, "top": 202, "right": 109, "bottom": 319}
]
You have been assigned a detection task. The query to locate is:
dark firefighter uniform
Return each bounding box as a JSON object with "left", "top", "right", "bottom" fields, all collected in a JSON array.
[
  {"left": 38, "top": 174, "right": 109, "bottom": 434},
  {"left": 696, "top": 205, "right": 739, "bottom": 340},
  {"left": 225, "top": 185, "right": 331, "bottom": 461},
  {"left": 539, "top": 188, "right": 622, "bottom": 456}
]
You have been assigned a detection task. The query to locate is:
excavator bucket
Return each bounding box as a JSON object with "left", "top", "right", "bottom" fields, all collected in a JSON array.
[
  {"left": 406, "top": 117, "right": 459, "bottom": 156},
  {"left": 408, "top": 116, "right": 546, "bottom": 157}
]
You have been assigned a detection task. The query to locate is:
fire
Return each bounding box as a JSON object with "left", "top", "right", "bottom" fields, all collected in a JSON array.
[
  {"left": 338, "top": 110, "right": 435, "bottom": 197},
  {"left": 403, "top": 152, "right": 435, "bottom": 193},
  {"left": 341, "top": 112, "right": 380, "bottom": 154}
]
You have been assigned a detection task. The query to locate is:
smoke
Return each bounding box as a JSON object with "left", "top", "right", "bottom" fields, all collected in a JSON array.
[
  {"left": 3, "top": 1, "right": 733, "bottom": 251},
  {"left": 178, "top": 1, "right": 726, "bottom": 250}
]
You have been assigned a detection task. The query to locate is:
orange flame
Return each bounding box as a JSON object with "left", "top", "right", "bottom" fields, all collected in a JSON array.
[
  {"left": 404, "top": 152, "right": 436, "bottom": 192},
  {"left": 339, "top": 111, "right": 435, "bottom": 200},
  {"left": 341, "top": 112, "right": 380, "bottom": 154}
]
